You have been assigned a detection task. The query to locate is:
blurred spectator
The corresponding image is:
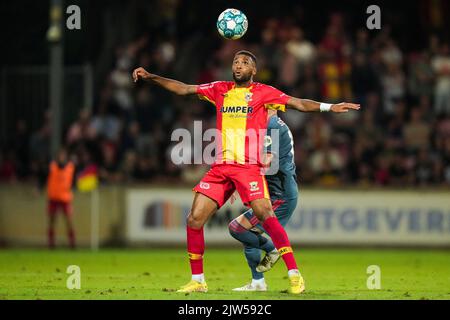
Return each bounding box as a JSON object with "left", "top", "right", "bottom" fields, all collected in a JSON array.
[
  {"left": 414, "top": 148, "right": 434, "bottom": 186},
  {"left": 91, "top": 104, "right": 122, "bottom": 142},
  {"left": 389, "top": 151, "right": 410, "bottom": 186},
  {"left": 374, "top": 155, "right": 391, "bottom": 186},
  {"left": 431, "top": 43, "right": 450, "bottom": 114},
  {"left": 66, "top": 109, "right": 96, "bottom": 146},
  {"left": 403, "top": 108, "right": 431, "bottom": 151},
  {"left": 444, "top": 139, "right": 450, "bottom": 185},
  {"left": 408, "top": 53, "right": 434, "bottom": 99},
  {"left": 309, "top": 141, "right": 345, "bottom": 184},
  {"left": 29, "top": 111, "right": 51, "bottom": 162},
  {"left": 110, "top": 50, "right": 134, "bottom": 116},
  {"left": 119, "top": 150, "right": 139, "bottom": 183},
  {"left": 99, "top": 142, "right": 121, "bottom": 183},
  {"left": 0, "top": 150, "right": 17, "bottom": 182},
  {"left": 305, "top": 115, "right": 331, "bottom": 149},
  {"left": 2, "top": 5, "right": 449, "bottom": 189},
  {"left": 286, "top": 27, "right": 316, "bottom": 64},
  {"left": 351, "top": 52, "right": 380, "bottom": 103},
  {"left": 381, "top": 64, "right": 406, "bottom": 114},
  {"left": 380, "top": 39, "right": 403, "bottom": 67},
  {"left": 11, "top": 119, "right": 30, "bottom": 178}
]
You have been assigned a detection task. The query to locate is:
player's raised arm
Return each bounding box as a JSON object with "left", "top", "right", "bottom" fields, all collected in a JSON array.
[
  {"left": 286, "top": 96, "right": 361, "bottom": 113},
  {"left": 132, "top": 67, "right": 197, "bottom": 96}
]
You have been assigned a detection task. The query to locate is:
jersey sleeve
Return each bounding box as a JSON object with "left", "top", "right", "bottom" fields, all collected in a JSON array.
[
  {"left": 263, "top": 85, "right": 290, "bottom": 112},
  {"left": 196, "top": 81, "right": 222, "bottom": 106}
]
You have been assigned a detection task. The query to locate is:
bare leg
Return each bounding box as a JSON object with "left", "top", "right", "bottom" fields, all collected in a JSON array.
[
  {"left": 176, "top": 192, "right": 220, "bottom": 292},
  {"left": 48, "top": 213, "right": 56, "bottom": 249},
  {"left": 64, "top": 214, "right": 76, "bottom": 249},
  {"left": 249, "top": 198, "right": 275, "bottom": 222},
  {"left": 186, "top": 192, "right": 218, "bottom": 229}
]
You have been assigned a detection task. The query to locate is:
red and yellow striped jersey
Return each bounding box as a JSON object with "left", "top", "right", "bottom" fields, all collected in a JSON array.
[{"left": 197, "top": 81, "right": 290, "bottom": 166}]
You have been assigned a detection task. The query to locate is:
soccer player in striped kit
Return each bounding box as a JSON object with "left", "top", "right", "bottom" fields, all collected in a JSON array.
[{"left": 133, "top": 50, "right": 359, "bottom": 294}]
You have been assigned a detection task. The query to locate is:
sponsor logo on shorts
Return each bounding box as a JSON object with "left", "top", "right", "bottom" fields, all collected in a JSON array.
[
  {"left": 199, "top": 182, "right": 210, "bottom": 189},
  {"left": 249, "top": 181, "right": 259, "bottom": 192}
]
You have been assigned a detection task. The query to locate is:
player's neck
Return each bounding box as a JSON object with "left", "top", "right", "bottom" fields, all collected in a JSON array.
[{"left": 234, "top": 80, "right": 253, "bottom": 88}]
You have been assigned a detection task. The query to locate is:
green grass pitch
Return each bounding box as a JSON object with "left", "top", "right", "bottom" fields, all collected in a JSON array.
[{"left": 0, "top": 248, "right": 449, "bottom": 300}]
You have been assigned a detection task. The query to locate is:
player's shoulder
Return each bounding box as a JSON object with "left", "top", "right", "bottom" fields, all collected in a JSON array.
[
  {"left": 254, "top": 82, "right": 279, "bottom": 92},
  {"left": 199, "top": 81, "right": 232, "bottom": 90}
]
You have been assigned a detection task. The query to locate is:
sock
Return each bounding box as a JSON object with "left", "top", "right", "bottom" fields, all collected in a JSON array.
[
  {"left": 228, "top": 220, "right": 275, "bottom": 252},
  {"left": 192, "top": 273, "right": 205, "bottom": 283},
  {"left": 252, "top": 278, "right": 266, "bottom": 287},
  {"left": 68, "top": 229, "right": 76, "bottom": 249},
  {"left": 288, "top": 269, "right": 300, "bottom": 277},
  {"left": 187, "top": 225, "right": 205, "bottom": 275},
  {"left": 244, "top": 246, "right": 264, "bottom": 280},
  {"left": 48, "top": 228, "right": 55, "bottom": 249},
  {"left": 260, "top": 237, "right": 276, "bottom": 253},
  {"left": 262, "top": 216, "right": 298, "bottom": 271},
  {"left": 229, "top": 220, "right": 268, "bottom": 280}
]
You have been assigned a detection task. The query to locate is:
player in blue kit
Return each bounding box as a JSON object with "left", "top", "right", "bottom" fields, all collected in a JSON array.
[{"left": 228, "top": 110, "right": 300, "bottom": 291}]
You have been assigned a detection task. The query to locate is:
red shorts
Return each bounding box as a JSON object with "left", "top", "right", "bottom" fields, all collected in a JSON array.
[
  {"left": 193, "top": 164, "right": 270, "bottom": 208},
  {"left": 48, "top": 200, "right": 73, "bottom": 216}
]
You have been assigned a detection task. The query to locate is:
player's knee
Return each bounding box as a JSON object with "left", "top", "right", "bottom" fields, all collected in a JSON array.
[
  {"left": 252, "top": 202, "right": 274, "bottom": 221},
  {"left": 186, "top": 213, "right": 204, "bottom": 229},
  {"left": 228, "top": 219, "right": 238, "bottom": 237}
]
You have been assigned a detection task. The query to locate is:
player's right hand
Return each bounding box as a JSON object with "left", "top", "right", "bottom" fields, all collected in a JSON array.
[{"left": 132, "top": 67, "right": 150, "bottom": 83}]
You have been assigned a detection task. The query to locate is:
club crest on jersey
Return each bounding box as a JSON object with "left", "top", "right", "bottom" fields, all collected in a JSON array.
[
  {"left": 249, "top": 181, "right": 259, "bottom": 191},
  {"left": 244, "top": 92, "right": 253, "bottom": 102}
]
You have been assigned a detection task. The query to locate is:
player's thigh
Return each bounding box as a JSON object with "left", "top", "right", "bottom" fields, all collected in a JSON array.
[
  {"left": 187, "top": 192, "right": 219, "bottom": 228},
  {"left": 47, "top": 200, "right": 57, "bottom": 215},
  {"left": 244, "top": 198, "right": 298, "bottom": 232},
  {"left": 62, "top": 202, "right": 73, "bottom": 216},
  {"left": 233, "top": 210, "right": 255, "bottom": 230},
  {"left": 272, "top": 197, "right": 298, "bottom": 227},
  {"left": 193, "top": 166, "right": 235, "bottom": 208},
  {"left": 62, "top": 203, "right": 74, "bottom": 225},
  {"left": 231, "top": 165, "right": 270, "bottom": 207},
  {"left": 249, "top": 198, "right": 275, "bottom": 222}
]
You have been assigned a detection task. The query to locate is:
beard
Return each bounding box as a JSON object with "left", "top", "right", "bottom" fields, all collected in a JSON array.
[{"left": 233, "top": 72, "right": 252, "bottom": 84}]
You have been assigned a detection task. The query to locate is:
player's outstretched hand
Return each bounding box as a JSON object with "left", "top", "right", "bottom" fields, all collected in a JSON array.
[
  {"left": 132, "top": 67, "right": 151, "bottom": 83},
  {"left": 331, "top": 102, "right": 361, "bottom": 113}
]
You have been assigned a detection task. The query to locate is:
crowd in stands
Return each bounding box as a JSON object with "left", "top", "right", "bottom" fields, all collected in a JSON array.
[{"left": 1, "top": 9, "right": 450, "bottom": 188}]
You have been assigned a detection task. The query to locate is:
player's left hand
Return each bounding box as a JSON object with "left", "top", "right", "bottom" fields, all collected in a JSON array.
[{"left": 331, "top": 103, "right": 361, "bottom": 113}]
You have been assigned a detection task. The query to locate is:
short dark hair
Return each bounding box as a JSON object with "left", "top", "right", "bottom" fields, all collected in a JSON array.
[{"left": 234, "top": 50, "right": 257, "bottom": 66}]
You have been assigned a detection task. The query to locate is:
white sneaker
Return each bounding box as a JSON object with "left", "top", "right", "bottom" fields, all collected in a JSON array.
[
  {"left": 256, "top": 250, "right": 280, "bottom": 272},
  {"left": 232, "top": 282, "right": 267, "bottom": 291}
]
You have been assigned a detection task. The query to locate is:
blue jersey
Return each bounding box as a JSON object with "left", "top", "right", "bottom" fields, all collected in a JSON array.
[{"left": 264, "top": 116, "right": 298, "bottom": 200}]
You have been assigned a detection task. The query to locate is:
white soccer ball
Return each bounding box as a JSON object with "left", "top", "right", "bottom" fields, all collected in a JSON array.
[{"left": 216, "top": 8, "right": 248, "bottom": 40}]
